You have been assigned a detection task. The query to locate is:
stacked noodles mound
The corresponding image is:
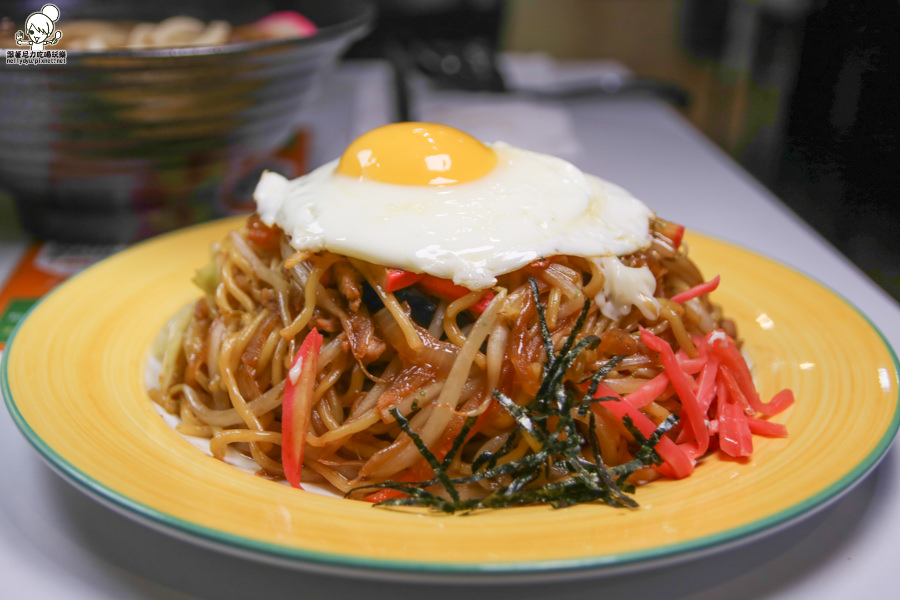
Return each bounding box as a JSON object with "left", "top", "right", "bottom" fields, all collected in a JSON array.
[{"left": 152, "top": 123, "right": 788, "bottom": 511}]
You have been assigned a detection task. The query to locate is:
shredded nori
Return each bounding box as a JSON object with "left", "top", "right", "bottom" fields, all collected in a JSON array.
[{"left": 351, "top": 278, "right": 678, "bottom": 512}]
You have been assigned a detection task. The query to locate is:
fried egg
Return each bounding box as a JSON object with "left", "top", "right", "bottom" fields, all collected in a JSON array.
[{"left": 254, "top": 122, "right": 654, "bottom": 294}]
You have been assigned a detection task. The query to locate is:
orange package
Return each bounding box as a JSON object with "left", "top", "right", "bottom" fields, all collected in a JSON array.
[{"left": 0, "top": 243, "right": 124, "bottom": 349}]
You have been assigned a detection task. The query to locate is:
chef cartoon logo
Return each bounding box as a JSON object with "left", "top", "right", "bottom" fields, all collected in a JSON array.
[
  {"left": 6, "top": 3, "right": 67, "bottom": 65},
  {"left": 16, "top": 4, "right": 63, "bottom": 50}
]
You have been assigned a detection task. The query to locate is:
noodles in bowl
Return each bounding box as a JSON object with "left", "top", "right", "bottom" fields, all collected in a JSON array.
[{"left": 149, "top": 123, "right": 794, "bottom": 511}]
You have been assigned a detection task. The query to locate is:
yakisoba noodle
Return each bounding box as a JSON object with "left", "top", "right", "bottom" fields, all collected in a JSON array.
[{"left": 151, "top": 125, "right": 794, "bottom": 511}]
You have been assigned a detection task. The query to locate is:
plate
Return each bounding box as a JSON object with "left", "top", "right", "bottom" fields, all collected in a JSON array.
[{"left": 3, "top": 217, "right": 899, "bottom": 581}]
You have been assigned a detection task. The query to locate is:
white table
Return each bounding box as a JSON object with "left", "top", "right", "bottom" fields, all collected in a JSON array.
[{"left": 1, "top": 61, "right": 898, "bottom": 599}]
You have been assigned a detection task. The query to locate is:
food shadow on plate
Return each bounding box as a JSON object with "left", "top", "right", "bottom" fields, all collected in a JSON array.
[{"left": 21, "top": 450, "right": 887, "bottom": 600}]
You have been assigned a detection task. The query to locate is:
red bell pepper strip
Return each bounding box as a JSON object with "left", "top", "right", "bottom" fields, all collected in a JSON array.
[
  {"left": 586, "top": 325, "right": 794, "bottom": 477},
  {"left": 675, "top": 353, "right": 706, "bottom": 375},
  {"left": 418, "top": 274, "right": 495, "bottom": 311},
  {"left": 747, "top": 417, "right": 789, "bottom": 437},
  {"left": 695, "top": 354, "right": 720, "bottom": 413},
  {"left": 417, "top": 274, "right": 468, "bottom": 298},
  {"left": 765, "top": 389, "right": 795, "bottom": 416},
  {"left": 670, "top": 275, "right": 721, "bottom": 304},
  {"left": 718, "top": 364, "right": 755, "bottom": 414},
  {"left": 623, "top": 373, "right": 669, "bottom": 408},
  {"left": 281, "top": 328, "right": 323, "bottom": 489},
  {"left": 716, "top": 372, "right": 754, "bottom": 457},
  {"left": 640, "top": 328, "right": 709, "bottom": 456},
  {"left": 590, "top": 382, "right": 695, "bottom": 479},
  {"left": 720, "top": 401, "right": 754, "bottom": 457},
  {"left": 708, "top": 331, "right": 794, "bottom": 416},
  {"left": 673, "top": 333, "right": 709, "bottom": 374},
  {"left": 383, "top": 268, "right": 425, "bottom": 292},
  {"left": 379, "top": 268, "right": 495, "bottom": 312}
]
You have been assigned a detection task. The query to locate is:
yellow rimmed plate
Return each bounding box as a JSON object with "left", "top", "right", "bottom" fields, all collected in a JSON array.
[{"left": 3, "top": 217, "right": 899, "bottom": 581}]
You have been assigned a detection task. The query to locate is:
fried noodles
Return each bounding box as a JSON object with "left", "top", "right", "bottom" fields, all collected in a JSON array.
[{"left": 151, "top": 214, "right": 747, "bottom": 507}]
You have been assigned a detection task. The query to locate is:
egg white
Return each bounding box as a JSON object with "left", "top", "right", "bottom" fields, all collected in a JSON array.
[{"left": 254, "top": 142, "right": 653, "bottom": 291}]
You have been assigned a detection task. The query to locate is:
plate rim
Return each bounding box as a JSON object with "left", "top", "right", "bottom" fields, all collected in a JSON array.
[{"left": 3, "top": 221, "right": 899, "bottom": 579}]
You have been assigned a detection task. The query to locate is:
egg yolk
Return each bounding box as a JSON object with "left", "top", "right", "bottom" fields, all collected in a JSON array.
[{"left": 335, "top": 122, "right": 497, "bottom": 186}]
